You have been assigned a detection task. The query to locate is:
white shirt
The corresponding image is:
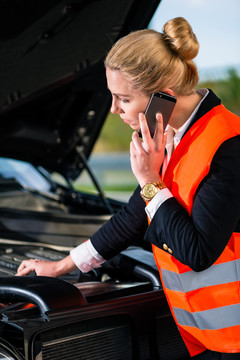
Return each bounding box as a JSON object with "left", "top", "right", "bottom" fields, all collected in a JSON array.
[{"left": 70, "top": 89, "right": 209, "bottom": 272}]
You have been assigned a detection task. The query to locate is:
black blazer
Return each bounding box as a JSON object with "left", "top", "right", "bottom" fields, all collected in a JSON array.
[{"left": 91, "top": 90, "right": 240, "bottom": 271}]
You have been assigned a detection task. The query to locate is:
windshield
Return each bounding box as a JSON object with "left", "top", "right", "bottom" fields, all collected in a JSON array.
[{"left": 0, "top": 157, "right": 52, "bottom": 193}]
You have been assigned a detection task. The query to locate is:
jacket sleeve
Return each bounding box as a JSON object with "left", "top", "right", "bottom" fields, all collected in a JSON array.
[
  {"left": 90, "top": 185, "right": 148, "bottom": 259},
  {"left": 144, "top": 136, "right": 240, "bottom": 271}
]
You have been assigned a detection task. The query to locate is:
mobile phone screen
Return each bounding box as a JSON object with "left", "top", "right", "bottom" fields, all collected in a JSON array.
[{"left": 144, "top": 92, "right": 176, "bottom": 137}]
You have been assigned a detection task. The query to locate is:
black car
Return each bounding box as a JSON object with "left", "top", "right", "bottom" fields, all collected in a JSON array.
[{"left": 0, "top": 1, "right": 190, "bottom": 359}]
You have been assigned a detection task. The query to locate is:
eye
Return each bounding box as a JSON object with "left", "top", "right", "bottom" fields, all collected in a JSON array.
[{"left": 120, "top": 98, "right": 130, "bottom": 103}]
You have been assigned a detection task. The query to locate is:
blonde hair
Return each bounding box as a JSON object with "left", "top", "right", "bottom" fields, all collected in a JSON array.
[{"left": 104, "top": 17, "right": 199, "bottom": 96}]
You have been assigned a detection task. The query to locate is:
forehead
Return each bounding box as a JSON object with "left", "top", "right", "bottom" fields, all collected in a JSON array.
[{"left": 106, "top": 67, "right": 134, "bottom": 95}]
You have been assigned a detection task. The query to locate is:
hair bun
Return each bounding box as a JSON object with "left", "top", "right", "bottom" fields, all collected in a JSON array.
[{"left": 163, "top": 17, "right": 199, "bottom": 61}]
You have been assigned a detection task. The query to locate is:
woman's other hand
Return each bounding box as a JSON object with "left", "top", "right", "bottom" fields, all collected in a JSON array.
[{"left": 16, "top": 255, "right": 77, "bottom": 277}]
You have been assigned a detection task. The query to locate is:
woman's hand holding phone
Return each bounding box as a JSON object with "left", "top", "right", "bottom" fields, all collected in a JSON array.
[{"left": 130, "top": 112, "right": 167, "bottom": 188}]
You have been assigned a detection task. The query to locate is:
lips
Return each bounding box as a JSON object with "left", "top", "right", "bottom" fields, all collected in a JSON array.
[
  {"left": 123, "top": 119, "right": 132, "bottom": 124},
  {"left": 120, "top": 116, "right": 131, "bottom": 124}
]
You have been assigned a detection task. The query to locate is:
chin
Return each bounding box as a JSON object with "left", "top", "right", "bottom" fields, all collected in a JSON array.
[{"left": 129, "top": 124, "right": 139, "bottom": 131}]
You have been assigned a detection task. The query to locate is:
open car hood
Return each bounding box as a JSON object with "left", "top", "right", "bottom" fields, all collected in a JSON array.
[{"left": 0, "top": 0, "right": 160, "bottom": 180}]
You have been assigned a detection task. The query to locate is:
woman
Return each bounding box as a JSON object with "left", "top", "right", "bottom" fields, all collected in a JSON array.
[{"left": 17, "top": 17, "right": 240, "bottom": 359}]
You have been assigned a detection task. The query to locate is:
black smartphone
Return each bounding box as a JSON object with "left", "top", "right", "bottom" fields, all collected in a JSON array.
[{"left": 144, "top": 92, "right": 177, "bottom": 137}]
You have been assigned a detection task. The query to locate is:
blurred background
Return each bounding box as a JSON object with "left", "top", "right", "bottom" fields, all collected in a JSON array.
[{"left": 76, "top": 0, "right": 240, "bottom": 200}]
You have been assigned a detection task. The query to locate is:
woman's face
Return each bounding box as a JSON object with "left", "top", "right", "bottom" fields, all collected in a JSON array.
[{"left": 106, "top": 67, "right": 150, "bottom": 131}]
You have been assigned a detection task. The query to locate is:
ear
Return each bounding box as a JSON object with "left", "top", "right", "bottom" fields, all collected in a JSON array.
[{"left": 162, "top": 88, "right": 175, "bottom": 97}]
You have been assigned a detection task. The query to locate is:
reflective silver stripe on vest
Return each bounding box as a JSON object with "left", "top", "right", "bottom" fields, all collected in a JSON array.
[
  {"left": 161, "top": 259, "right": 240, "bottom": 293},
  {"left": 173, "top": 303, "right": 240, "bottom": 330}
]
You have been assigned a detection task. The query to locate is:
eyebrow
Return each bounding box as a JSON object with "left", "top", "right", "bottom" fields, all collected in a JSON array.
[{"left": 112, "top": 92, "right": 131, "bottom": 98}]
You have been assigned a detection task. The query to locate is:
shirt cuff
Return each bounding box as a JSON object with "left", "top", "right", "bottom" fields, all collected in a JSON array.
[
  {"left": 145, "top": 188, "right": 173, "bottom": 221},
  {"left": 70, "top": 239, "right": 106, "bottom": 273}
]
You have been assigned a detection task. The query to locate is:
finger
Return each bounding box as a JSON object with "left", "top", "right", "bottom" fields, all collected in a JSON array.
[
  {"left": 153, "top": 113, "right": 164, "bottom": 142},
  {"left": 154, "top": 113, "right": 168, "bottom": 152},
  {"left": 138, "top": 112, "right": 152, "bottom": 144},
  {"left": 17, "top": 260, "right": 29, "bottom": 272},
  {"left": 163, "top": 129, "right": 168, "bottom": 148},
  {"left": 16, "top": 264, "right": 35, "bottom": 276},
  {"left": 131, "top": 131, "right": 145, "bottom": 155},
  {"left": 16, "top": 259, "right": 38, "bottom": 276}
]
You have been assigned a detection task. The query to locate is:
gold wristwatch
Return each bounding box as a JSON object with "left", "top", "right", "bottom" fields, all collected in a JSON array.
[{"left": 140, "top": 181, "right": 166, "bottom": 202}]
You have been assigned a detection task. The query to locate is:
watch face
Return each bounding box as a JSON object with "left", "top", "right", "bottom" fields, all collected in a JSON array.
[{"left": 143, "top": 184, "right": 157, "bottom": 199}]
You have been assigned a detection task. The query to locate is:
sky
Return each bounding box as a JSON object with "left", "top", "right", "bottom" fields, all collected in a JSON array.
[{"left": 148, "top": 0, "right": 240, "bottom": 81}]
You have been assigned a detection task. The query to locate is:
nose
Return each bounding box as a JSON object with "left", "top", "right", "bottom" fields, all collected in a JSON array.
[{"left": 110, "top": 97, "right": 122, "bottom": 114}]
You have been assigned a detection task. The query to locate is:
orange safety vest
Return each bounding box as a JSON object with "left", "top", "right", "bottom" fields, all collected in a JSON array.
[{"left": 151, "top": 105, "right": 240, "bottom": 357}]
